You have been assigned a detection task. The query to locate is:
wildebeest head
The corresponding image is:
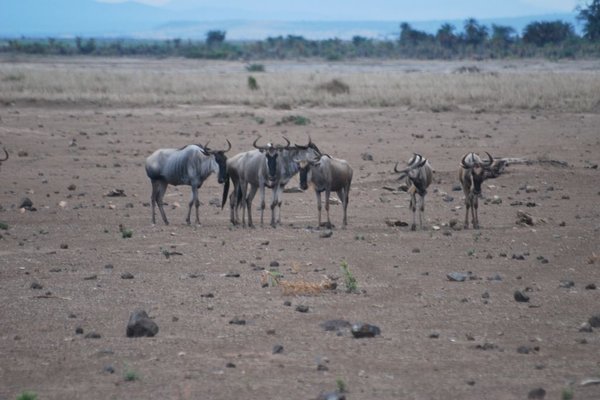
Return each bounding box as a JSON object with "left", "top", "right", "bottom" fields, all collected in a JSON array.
[
  {"left": 296, "top": 157, "right": 321, "bottom": 191},
  {"left": 254, "top": 136, "right": 291, "bottom": 185},
  {"left": 461, "top": 152, "right": 494, "bottom": 195},
  {"left": 294, "top": 135, "right": 322, "bottom": 157},
  {"left": 204, "top": 140, "right": 231, "bottom": 184}
]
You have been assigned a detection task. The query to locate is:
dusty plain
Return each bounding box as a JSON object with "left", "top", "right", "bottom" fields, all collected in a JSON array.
[{"left": 0, "top": 57, "right": 599, "bottom": 400}]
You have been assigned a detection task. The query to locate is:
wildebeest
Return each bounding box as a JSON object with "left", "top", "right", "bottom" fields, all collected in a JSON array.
[
  {"left": 298, "top": 153, "right": 353, "bottom": 228},
  {"left": 458, "top": 151, "right": 495, "bottom": 229},
  {"left": 393, "top": 153, "right": 433, "bottom": 230},
  {"left": 145, "top": 140, "right": 230, "bottom": 225},
  {"left": 226, "top": 137, "right": 321, "bottom": 227},
  {"left": 0, "top": 148, "right": 8, "bottom": 169}
]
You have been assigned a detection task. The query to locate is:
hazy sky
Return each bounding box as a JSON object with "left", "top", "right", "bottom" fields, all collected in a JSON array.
[{"left": 98, "top": 0, "right": 582, "bottom": 20}]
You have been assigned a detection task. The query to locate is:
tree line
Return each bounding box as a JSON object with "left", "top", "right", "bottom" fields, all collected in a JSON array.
[{"left": 2, "top": 1, "right": 599, "bottom": 60}]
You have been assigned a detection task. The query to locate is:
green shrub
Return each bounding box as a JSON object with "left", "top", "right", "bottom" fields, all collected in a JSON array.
[
  {"left": 340, "top": 261, "right": 358, "bottom": 293},
  {"left": 16, "top": 392, "right": 38, "bottom": 400},
  {"left": 247, "top": 76, "right": 259, "bottom": 90},
  {"left": 246, "top": 63, "right": 265, "bottom": 72}
]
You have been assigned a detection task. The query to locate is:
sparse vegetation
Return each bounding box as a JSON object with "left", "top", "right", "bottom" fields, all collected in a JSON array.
[
  {"left": 336, "top": 378, "right": 347, "bottom": 393},
  {"left": 119, "top": 224, "right": 133, "bottom": 238},
  {"left": 247, "top": 76, "right": 259, "bottom": 90},
  {"left": 0, "top": 221, "right": 9, "bottom": 230},
  {"left": 340, "top": 260, "right": 358, "bottom": 293},
  {"left": 317, "top": 79, "right": 350, "bottom": 95},
  {"left": 16, "top": 392, "right": 38, "bottom": 400},
  {"left": 246, "top": 63, "right": 265, "bottom": 72},
  {"left": 561, "top": 386, "right": 574, "bottom": 400},
  {"left": 124, "top": 368, "right": 139, "bottom": 381},
  {"left": 277, "top": 115, "right": 310, "bottom": 126}
]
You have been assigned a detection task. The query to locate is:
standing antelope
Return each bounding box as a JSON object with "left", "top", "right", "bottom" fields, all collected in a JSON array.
[
  {"left": 458, "top": 151, "right": 495, "bottom": 229},
  {"left": 145, "top": 140, "right": 231, "bottom": 225},
  {"left": 227, "top": 137, "right": 321, "bottom": 227},
  {"left": 298, "top": 154, "right": 353, "bottom": 228},
  {"left": 393, "top": 153, "right": 433, "bottom": 231}
]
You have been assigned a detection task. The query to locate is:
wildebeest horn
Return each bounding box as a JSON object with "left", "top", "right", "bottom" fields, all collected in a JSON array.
[
  {"left": 281, "top": 136, "right": 291, "bottom": 148},
  {"left": 0, "top": 148, "right": 8, "bottom": 162},
  {"left": 460, "top": 153, "right": 471, "bottom": 169},
  {"left": 394, "top": 162, "right": 402, "bottom": 173},
  {"left": 223, "top": 139, "right": 231, "bottom": 153},
  {"left": 253, "top": 136, "right": 265, "bottom": 150},
  {"left": 484, "top": 151, "right": 494, "bottom": 166}
]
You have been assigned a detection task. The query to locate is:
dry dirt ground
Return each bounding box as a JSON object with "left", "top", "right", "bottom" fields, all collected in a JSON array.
[{"left": 1, "top": 89, "right": 600, "bottom": 399}]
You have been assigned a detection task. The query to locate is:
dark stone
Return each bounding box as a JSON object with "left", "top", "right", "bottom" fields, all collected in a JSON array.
[
  {"left": 269, "top": 261, "right": 280, "bottom": 267},
  {"left": 103, "top": 365, "right": 115, "bottom": 374},
  {"left": 442, "top": 195, "right": 454, "bottom": 202},
  {"left": 83, "top": 274, "right": 97, "bottom": 280},
  {"left": 283, "top": 300, "right": 292, "bottom": 307},
  {"left": 317, "top": 391, "right": 346, "bottom": 400},
  {"left": 527, "top": 387, "right": 546, "bottom": 399},
  {"left": 85, "top": 332, "right": 101, "bottom": 339},
  {"left": 30, "top": 282, "right": 43, "bottom": 290},
  {"left": 295, "top": 305, "right": 309, "bottom": 313},
  {"left": 579, "top": 322, "right": 593, "bottom": 333},
  {"left": 19, "top": 197, "right": 33, "bottom": 209},
  {"left": 104, "top": 263, "right": 114, "bottom": 269},
  {"left": 75, "top": 326, "right": 84, "bottom": 335},
  {"left": 559, "top": 280, "right": 575, "bottom": 289},
  {"left": 429, "top": 332, "right": 440, "bottom": 339},
  {"left": 225, "top": 362, "right": 236, "bottom": 368},
  {"left": 351, "top": 322, "right": 381, "bottom": 338},
  {"left": 225, "top": 272, "right": 240, "bottom": 278},
  {"left": 589, "top": 314, "right": 600, "bottom": 328},
  {"left": 517, "top": 346, "right": 532, "bottom": 354},
  {"left": 272, "top": 344, "right": 284, "bottom": 354},
  {"left": 320, "top": 230, "right": 333, "bottom": 238},
  {"left": 412, "top": 248, "right": 420, "bottom": 253},
  {"left": 514, "top": 291, "right": 530, "bottom": 303},
  {"left": 475, "top": 342, "right": 498, "bottom": 351},
  {"left": 126, "top": 310, "right": 159, "bottom": 337},
  {"left": 229, "top": 317, "right": 246, "bottom": 325},
  {"left": 60, "top": 243, "right": 69, "bottom": 249},
  {"left": 452, "top": 184, "right": 462, "bottom": 192},
  {"left": 585, "top": 283, "right": 597, "bottom": 290},
  {"left": 320, "top": 320, "right": 352, "bottom": 333},
  {"left": 121, "top": 272, "right": 134, "bottom": 279},
  {"left": 447, "top": 272, "right": 468, "bottom": 282},
  {"left": 317, "top": 363, "right": 329, "bottom": 371}
]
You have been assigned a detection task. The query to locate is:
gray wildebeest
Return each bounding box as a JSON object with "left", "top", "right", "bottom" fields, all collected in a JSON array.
[
  {"left": 227, "top": 137, "right": 320, "bottom": 228},
  {"left": 458, "top": 151, "right": 495, "bottom": 229},
  {"left": 298, "top": 153, "right": 353, "bottom": 228},
  {"left": 145, "top": 140, "right": 231, "bottom": 225},
  {"left": 393, "top": 153, "right": 433, "bottom": 230}
]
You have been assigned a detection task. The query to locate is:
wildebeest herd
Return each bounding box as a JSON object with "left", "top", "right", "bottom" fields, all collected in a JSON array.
[{"left": 142, "top": 138, "right": 499, "bottom": 230}]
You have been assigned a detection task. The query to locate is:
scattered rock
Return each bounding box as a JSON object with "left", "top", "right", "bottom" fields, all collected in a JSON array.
[
  {"left": 60, "top": 243, "right": 69, "bottom": 249},
  {"left": 360, "top": 152, "right": 374, "bottom": 161},
  {"left": 317, "top": 391, "right": 346, "bottom": 400},
  {"left": 516, "top": 210, "right": 536, "bottom": 226},
  {"left": 588, "top": 314, "right": 600, "bottom": 328},
  {"left": 229, "top": 317, "right": 246, "bottom": 325},
  {"left": 103, "top": 365, "right": 115, "bottom": 374},
  {"left": 559, "top": 280, "right": 575, "bottom": 289},
  {"left": 320, "top": 319, "right": 352, "bottom": 332},
  {"left": 121, "top": 272, "right": 134, "bottom": 279},
  {"left": 30, "top": 282, "right": 43, "bottom": 290},
  {"left": 442, "top": 194, "right": 454, "bottom": 202},
  {"left": 224, "top": 272, "right": 240, "bottom": 278},
  {"left": 320, "top": 230, "right": 333, "bottom": 238},
  {"left": 85, "top": 332, "right": 101, "bottom": 339},
  {"left": 429, "top": 332, "right": 440, "bottom": 339},
  {"left": 269, "top": 261, "right": 280, "bottom": 267},
  {"left": 83, "top": 274, "right": 97, "bottom": 281},
  {"left": 126, "top": 310, "right": 159, "bottom": 337},
  {"left": 67, "top": 184, "right": 77, "bottom": 191},
  {"left": 225, "top": 362, "right": 236, "bottom": 368},
  {"left": 475, "top": 342, "right": 498, "bottom": 351},
  {"left": 579, "top": 322, "right": 593, "bottom": 333},
  {"left": 514, "top": 291, "right": 530, "bottom": 303},
  {"left": 295, "top": 305, "right": 309, "bottom": 313},
  {"left": 283, "top": 186, "right": 303, "bottom": 193},
  {"left": 385, "top": 219, "right": 408, "bottom": 227},
  {"left": 283, "top": 300, "right": 292, "bottom": 307},
  {"left": 104, "top": 263, "right": 114, "bottom": 269},
  {"left": 272, "top": 344, "right": 284, "bottom": 354},
  {"left": 580, "top": 378, "right": 600, "bottom": 387},
  {"left": 351, "top": 322, "right": 381, "bottom": 338},
  {"left": 452, "top": 184, "right": 462, "bottom": 192},
  {"left": 19, "top": 197, "right": 33, "bottom": 210},
  {"left": 517, "top": 345, "right": 539, "bottom": 354},
  {"left": 585, "top": 283, "right": 596, "bottom": 290},
  {"left": 447, "top": 272, "right": 469, "bottom": 282},
  {"left": 105, "top": 189, "right": 126, "bottom": 197},
  {"left": 527, "top": 387, "right": 546, "bottom": 399},
  {"left": 75, "top": 326, "right": 84, "bottom": 335},
  {"left": 412, "top": 248, "right": 420, "bottom": 253}
]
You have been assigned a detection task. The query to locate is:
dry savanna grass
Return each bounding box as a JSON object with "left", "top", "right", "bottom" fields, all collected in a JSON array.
[{"left": 1, "top": 57, "right": 600, "bottom": 112}]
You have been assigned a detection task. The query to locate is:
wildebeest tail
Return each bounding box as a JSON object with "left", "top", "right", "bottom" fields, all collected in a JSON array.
[{"left": 221, "top": 172, "right": 230, "bottom": 209}]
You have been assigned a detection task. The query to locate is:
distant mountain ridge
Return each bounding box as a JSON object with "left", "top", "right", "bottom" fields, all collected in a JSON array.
[{"left": 0, "top": 0, "right": 581, "bottom": 39}]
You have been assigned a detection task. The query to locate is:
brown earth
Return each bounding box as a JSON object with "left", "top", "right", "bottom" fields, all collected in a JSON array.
[{"left": 1, "top": 82, "right": 600, "bottom": 399}]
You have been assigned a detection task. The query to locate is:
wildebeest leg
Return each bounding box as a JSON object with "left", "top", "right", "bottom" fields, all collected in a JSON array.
[
  {"left": 464, "top": 193, "right": 471, "bottom": 229},
  {"left": 194, "top": 183, "right": 203, "bottom": 224},
  {"left": 276, "top": 184, "right": 284, "bottom": 225},
  {"left": 337, "top": 188, "right": 347, "bottom": 227},
  {"left": 315, "top": 190, "right": 322, "bottom": 227},
  {"left": 239, "top": 181, "right": 248, "bottom": 227},
  {"left": 324, "top": 189, "right": 332, "bottom": 229},
  {"left": 472, "top": 196, "right": 479, "bottom": 229},
  {"left": 258, "top": 183, "right": 266, "bottom": 227},
  {"left": 270, "top": 186, "right": 282, "bottom": 228},
  {"left": 418, "top": 194, "right": 425, "bottom": 229},
  {"left": 156, "top": 180, "right": 169, "bottom": 225},
  {"left": 150, "top": 180, "right": 159, "bottom": 224},
  {"left": 410, "top": 192, "right": 417, "bottom": 231},
  {"left": 246, "top": 184, "right": 258, "bottom": 228},
  {"left": 186, "top": 184, "right": 199, "bottom": 225}
]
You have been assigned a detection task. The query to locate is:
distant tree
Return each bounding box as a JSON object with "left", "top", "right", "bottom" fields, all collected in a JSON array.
[
  {"left": 463, "top": 18, "right": 488, "bottom": 46},
  {"left": 491, "top": 24, "right": 516, "bottom": 46},
  {"left": 577, "top": 0, "right": 600, "bottom": 40},
  {"left": 206, "top": 30, "right": 226, "bottom": 47},
  {"left": 436, "top": 23, "right": 457, "bottom": 48},
  {"left": 352, "top": 35, "right": 368, "bottom": 46},
  {"left": 399, "top": 22, "right": 433, "bottom": 45},
  {"left": 75, "top": 37, "right": 96, "bottom": 54},
  {"left": 522, "top": 21, "right": 575, "bottom": 46}
]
